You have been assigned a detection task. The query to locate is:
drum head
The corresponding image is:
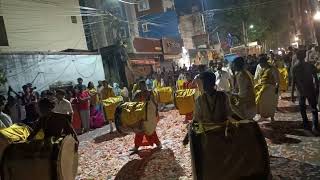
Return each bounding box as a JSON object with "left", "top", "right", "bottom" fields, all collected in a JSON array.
[{"left": 57, "top": 135, "right": 78, "bottom": 180}]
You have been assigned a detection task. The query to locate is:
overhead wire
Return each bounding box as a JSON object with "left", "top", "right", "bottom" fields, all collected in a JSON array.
[
  {"left": 38, "top": 61, "right": 73, "bottom": 91},
  {"left": 72, "top": 55, "right": 98, "bottom": 78},
  {"left": 1, "top": 0, "right": 288, "bottom": 47}
]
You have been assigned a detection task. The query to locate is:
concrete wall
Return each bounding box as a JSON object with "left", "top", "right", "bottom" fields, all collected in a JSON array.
[
  {"left": 0, "top": 53, "right": 105, "bottom": 92},
  {"left": 179, "top": 13, "right": 205, "bottom": 49},
  {"left": 0, "top": 0, "right": 87, "bottom": 52},
  {"left": 123, "top": 0, "right": 139, "bottom": 37}
]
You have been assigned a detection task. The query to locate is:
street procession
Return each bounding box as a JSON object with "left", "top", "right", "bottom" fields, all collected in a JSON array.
[{"left": 1, "top": 0, "right": 320, "bottom": 180}]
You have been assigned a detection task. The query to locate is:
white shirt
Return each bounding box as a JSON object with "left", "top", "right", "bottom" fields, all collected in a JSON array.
[
  {"left": 306, "top": 49, "right": 317, "bottom": 62},
  {"left": 53, "top": 98, "right": 73, "bottom": 115},
  {"left": 215, "top": 70, "right": 232, "bottom": 92},
  {"left": 0, "top": 112, "right": 12, "bottom": 129},
  {"left": 254, "top": 64, "right": 262, "bottom": 81},
  {"left": 121, "top": 87, "right": 129, "bottom": 98}
]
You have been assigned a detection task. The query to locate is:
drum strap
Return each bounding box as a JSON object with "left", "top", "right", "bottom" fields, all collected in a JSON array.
[{"left": 193, "top": 120, "right": 253, "bottom": 134}]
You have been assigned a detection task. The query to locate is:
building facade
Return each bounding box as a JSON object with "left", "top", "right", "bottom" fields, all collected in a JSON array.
[
  {"left": 79, "top": 0, "right": 132, "bottom": 50},
  {"left": 288, "top": 0, "right": 317, "bottom": 45},
  {"left": 136, "top": 0, "right": 180, "bottom": 40},
  {"left": 0, "top": 0, "right": 88, "bottom": 52}
]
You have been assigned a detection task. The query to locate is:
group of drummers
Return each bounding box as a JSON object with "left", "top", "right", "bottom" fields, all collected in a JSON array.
[{"left": 0, "top": 54, "right": 279, "bottom": 179}]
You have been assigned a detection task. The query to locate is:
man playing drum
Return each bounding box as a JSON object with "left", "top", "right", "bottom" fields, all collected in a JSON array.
[
  {"left": 130, "top": 80, "right": 162, "bottom": 153},
  {"left": 27, "top": 98, "right": 78, "bottom": 141}
]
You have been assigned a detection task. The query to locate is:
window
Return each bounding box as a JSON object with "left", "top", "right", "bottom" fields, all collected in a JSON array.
[
  {"left": 71, "top": 16, "right": 77, "bottom": 24},
  {"left": 142, "top": 23, "right": 150, "bottom": 32},
  {"left": 0, "top": 16, "right": 9, "bottom": 46},
  {"left": 138, "top": 0, "right": 150, "bottom": 12}
]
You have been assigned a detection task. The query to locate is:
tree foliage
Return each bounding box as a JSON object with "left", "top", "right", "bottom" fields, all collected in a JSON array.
[{"left": 205, "top": 0, "right": 290, "bottom": 47}]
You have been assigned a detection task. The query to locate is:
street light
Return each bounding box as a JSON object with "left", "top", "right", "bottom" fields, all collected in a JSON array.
[
  {"left": 314, "top": 11, "right": 320, "bottom": 21},
  {"left": 249, "top": 24, "right": 254, "bottom": 29}
]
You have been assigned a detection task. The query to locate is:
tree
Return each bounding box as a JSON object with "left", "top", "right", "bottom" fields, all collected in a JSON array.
[{"left": 205, "top": 0, "right": 290, "bottom": 49}]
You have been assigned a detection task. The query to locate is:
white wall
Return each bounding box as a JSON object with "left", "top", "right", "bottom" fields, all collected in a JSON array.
[
  {"left": 0, "top": 54, "right": 105, "bottom": 92},
  {"left": 179, "top": 15, "right": 195, "bottom": 50},
  {"left": 123, "top": 0, "right": 139, "bottom": 37},
  {"left": 0, "top": 0, "right": 87, "bottom": 52}
]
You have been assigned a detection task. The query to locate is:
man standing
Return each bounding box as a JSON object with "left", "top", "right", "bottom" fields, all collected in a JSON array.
[
  {"left": 292, "top": 50, "right": 319, "bottom": 135},
  {"left": 0, "top": 95, "right": 12, "bottom": 129},
  {"left": 22, "top": 84, "right": 38, "bottom": 123},
  {"left": 231, "top": 57, "right": 256, "bottom": 120},
  {"left": 305, "top": 45, "right": 316, "bottom": 64},
  {"left": 75, "top": 78, "right": 86, "bottom": 91},
  {"left": 53, "top": 89, "right": 73, "bottom": 116},
  {"left": 215, "top": 62, "right": 232, "bottom": 92}
]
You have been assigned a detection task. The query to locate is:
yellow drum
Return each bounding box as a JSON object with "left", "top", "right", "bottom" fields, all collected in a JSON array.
[
  {"left": 176, "top": 80, "right": 186, "bottom": 90},
  {"left": 0, "top": 124, "right": 31, "bottom": 162},
  {"left": 102, "top": 96, "right": 124, "bottom": 121},
  {"left": 154, "top": 87, "right": 173, "bottom": 104},
  {"left": 115, "top": 101, "right": 157, "bottom": 135},
  {"left": 174, "top": 89, "right": 196, "bottom": 115}
]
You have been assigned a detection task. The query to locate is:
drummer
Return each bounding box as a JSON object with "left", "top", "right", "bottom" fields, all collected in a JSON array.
[
  {"left": 130, "top": 80, "right": 162, "bottom": 153},
  {"left": 27, "top": 98, "right": 78, "bottom": 141}
]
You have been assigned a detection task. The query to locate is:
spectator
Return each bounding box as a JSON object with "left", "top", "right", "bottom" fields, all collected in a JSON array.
[
  {"left": 113, "top": 83, "right": 122, "bottom": 96},
  {"left": 292, "top": 50, "right": 319, "bottom": 135},
  {"left": 75, "top": 77, "right": 86, "bottom": 91},
  {"left": 0, "top": 95, "right": 12, "bottom": 129},
  {"left": 53, "top": 89, "right": 73, "bottom": 116},
  {"left": 100, "top": 80, "right": 115, "bottom": 100},
  {"left": 215, "top": 62, "right": 232, "bottom": 92},
  {"left": 97, "top": 80, "right": 104, "bottom": 95},
  {"left": 27, "top": 98, "right": 77, "bottom": 141},
  {"left": 76, "top": 86, "right": 90, "bottom": 132},
  {"left": 22, "top": 84, "right": 38, "bottom": 123}
]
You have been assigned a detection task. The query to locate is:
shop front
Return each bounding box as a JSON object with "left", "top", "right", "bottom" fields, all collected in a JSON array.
[
  {"left": 128, "top": 37, "right": 163, "bottom": 79},
  {"left": 161, "top": 38, "right": 182, "bottom": 71}
]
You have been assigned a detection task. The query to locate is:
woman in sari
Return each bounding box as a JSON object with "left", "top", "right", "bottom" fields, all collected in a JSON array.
[
  {"left": 255, "top": 55, "right": 279, "bottom": 121},
  {"left": 88, "top": 82, "right": 105, "bottom": 129},
  {"left": 271, "top": 57, "right": 288, "bottom": 98},
  {"left": 68, "top": 90, "right": 82, "bottom": 134}
]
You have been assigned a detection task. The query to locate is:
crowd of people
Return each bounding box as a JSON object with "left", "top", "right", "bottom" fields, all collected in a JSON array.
[
  {"left": 0, "top": 45, "right": 319, "bottom": 149},
  {"left": 0, "top": 78, "right": 127, "bottom": 134}
]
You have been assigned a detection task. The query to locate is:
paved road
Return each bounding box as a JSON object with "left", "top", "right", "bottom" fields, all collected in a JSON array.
[{"left": 78, "top": 97, "right": 320, "bottom": 179}]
